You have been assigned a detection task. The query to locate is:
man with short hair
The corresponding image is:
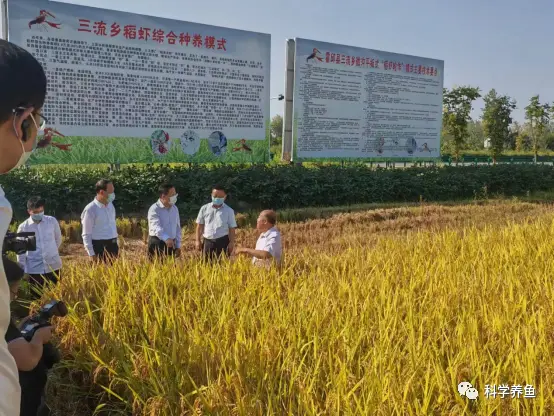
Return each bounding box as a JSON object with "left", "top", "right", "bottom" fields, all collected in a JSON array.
[
  {"left": 0, "top": 39, "right": 48, "bottom": 415},
  {"left": 17, "top": 196, "right": 62, "bottom": 300},
  {"left": 195, "top": 185, "right": 237, "bottom": 261},
  {"left": 147, "top": 183, "right": 181, "bottom": 260},
  {"left": 81, "top": 179, "right": 119, "bottom": 262},
  {"left": 236, "top": 210, "right": 282, "bottom": 269}
]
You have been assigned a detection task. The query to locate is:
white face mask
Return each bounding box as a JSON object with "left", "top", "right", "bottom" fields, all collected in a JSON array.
[
  {"left": 11, "top": 140, "right": 34, "bottom": 171},
  {"left": 169, "top": 194, "right": 178, "bottom": 205}
]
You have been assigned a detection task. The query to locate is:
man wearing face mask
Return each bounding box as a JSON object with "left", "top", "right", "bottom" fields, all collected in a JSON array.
[
  {"left": 17, "top": 196, "right": 62, "bottom": 300},
  {"left": 0, "top": 39, "right": 48, "bottom": 415},
  {"left": 81, "top": 179, "right": 119, "bottom": 263},
  {"left": 195, "top": 185, "right": 237, "bottom": 261},
  {"left": 147, "top": 183, "right": 182, "bottom": 260}
]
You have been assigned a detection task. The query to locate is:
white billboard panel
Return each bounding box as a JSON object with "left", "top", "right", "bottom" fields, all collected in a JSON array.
[
  {"left": 293, "top": 38, "right": 444, "bottom": 161},
  {"left": 8, "top": 0, "right": 271, "bottom": 164}
]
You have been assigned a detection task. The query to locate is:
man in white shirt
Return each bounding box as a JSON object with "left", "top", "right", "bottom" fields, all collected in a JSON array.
[
  {"left": 147, "top": 183, "right": 181, "bottom": 260},
  {"left": 236, "top": 210, "right": 282, "bottom": 269},
  {"left": 195, "top": 185, "right": 237, "bottom": 262},
  {"left": 0, "top": 38, "right": 49, "bottom": 414},
  {"left": 81, "top": 179, "right": 119, "bottom": 263},
  {"left": 17, "top": 196, "right": 62, "bottom": 300}
]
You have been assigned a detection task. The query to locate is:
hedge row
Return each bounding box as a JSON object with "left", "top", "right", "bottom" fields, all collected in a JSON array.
[{"left": 2, "top": 164, "right": 554, "bottom": 220}]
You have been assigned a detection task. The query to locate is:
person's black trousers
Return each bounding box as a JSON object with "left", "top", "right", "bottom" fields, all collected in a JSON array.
[
  {"left": 92, "top": 238, "right": 119, "bottom": 262},
  {"left": 148, "top": 236, "right": 176, "bottom": 260},
  {"left": 27, "top": 270, "right": 60, "bottom": 300},
  {"left": 202, "top": 235, "right": 230, "bottom": 261}
]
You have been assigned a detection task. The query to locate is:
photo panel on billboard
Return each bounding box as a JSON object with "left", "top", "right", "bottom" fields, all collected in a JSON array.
[
  {"left": 292, "top": 38, "right": 444, "bottom": 161},
  {"left": 8, "top": 0, "right": 271, "bottom": 164}
]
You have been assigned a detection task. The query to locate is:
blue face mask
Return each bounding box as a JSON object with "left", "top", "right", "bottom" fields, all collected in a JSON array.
[
  {"left": 107, "top": 192, "right": 115, "bottom": 203},
  {"left": 31, "top": 212, "right": 44, "bottom": 222},
  {"left": 212, "top": 196, "right": 225, "bottom": 206}
]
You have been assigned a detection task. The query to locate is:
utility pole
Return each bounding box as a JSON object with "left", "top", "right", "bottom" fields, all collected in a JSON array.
[{"left": 1, "top": 0, "right": 8, "bottom": 40}]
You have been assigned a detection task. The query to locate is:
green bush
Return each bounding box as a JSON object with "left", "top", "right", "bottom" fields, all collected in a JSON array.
[{"left": 2, "top": 164, "right": 554, "bottom": 221}]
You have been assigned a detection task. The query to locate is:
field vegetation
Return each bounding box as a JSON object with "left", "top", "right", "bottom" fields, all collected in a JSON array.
[
  {"left": 4, "top": 163, "right": 554, "bottom": 220},
  {"left": 16, "top": 198, "right": 554, "bottom": 415}
]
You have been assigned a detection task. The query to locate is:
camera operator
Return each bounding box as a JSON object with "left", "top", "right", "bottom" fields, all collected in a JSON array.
[
  {"left": 4, "top": 256, "right": 52, "bottom": 416},
  {"left": 0, "top": 39, "right": 48, "bottom": 414}
]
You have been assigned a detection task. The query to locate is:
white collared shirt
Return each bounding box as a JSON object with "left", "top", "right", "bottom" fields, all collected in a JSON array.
[
  {"left": 148, "top": 200, "right": 182, "bottom": 248},
  {"left": 81, "top": 198, "right": 118, "bottom": 256},
  {"left": 196, "top": 203, "right": 237, "bottom": 240},
  {"left": 16, "top": 215, "right": 62, "bottom": 274},
  {"left": 253, "top": 227, "right": 282, "bottom": 268},
  {"left": 0, "top": 185, "right": 22, "bottom": 414}
]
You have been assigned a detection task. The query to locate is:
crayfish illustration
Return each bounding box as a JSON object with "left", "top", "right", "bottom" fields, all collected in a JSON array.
[
  {"left": 29, "top": 10, "right": 62, "bottom": 31},
  {"left": 37, "top": 128, "right": 71, "bottom": 151},
  {"left": 307, "top": 48, "right": 323, "bottom": 63},
  {"left": 232, "top": 139, "right": 252, "bottom": 153}
]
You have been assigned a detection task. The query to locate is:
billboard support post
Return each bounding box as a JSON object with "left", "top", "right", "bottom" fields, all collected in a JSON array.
[
  {"left": 1, "top": 0, "right": 8, "bottom": 40},
  {"left": 281, "top": 39, "right": 295, "bottom": 162}
]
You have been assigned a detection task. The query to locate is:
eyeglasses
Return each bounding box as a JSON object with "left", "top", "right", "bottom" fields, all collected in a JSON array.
[{"left": 12, "top": 107, "right": 49, "bottom": 132}]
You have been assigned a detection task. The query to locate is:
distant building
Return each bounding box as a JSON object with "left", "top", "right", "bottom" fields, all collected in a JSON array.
[{"left": 484, "top": 138, "right": 491, "bottom": 149}]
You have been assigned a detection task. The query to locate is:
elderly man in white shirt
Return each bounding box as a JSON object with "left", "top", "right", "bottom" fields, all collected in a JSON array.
[
  {"left": 147, "top": 183, "right": 182, "bottom": 260},
  {"left": 81, "top": 179, "right": 119, "bottom": 263},
  {"left": 16, "top": 196, "right": 62, "bottom": 300},
  {"left": 236, "top": 210, "right": 282, "bottom": 269}
]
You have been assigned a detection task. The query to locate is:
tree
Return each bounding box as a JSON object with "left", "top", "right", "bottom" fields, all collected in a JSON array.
[
  {"left": 466, "top": 120, "right": 486, "bottom": 150},
  {"left": 270, "top": 115, "right": 283, "bottom": 141},
  {"left": 442, "top": 86, "right": 481, "bottom": 162},
  {"left": 524, "top": 95, "right": 551, "bottom": 162},
  {"left": 481, "top": 89, "right": 516, "bottom": 163}
]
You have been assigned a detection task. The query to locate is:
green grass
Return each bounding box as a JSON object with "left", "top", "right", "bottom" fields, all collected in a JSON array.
[{"left": 29, "top": 137, "right": 271, "bottom": 165}]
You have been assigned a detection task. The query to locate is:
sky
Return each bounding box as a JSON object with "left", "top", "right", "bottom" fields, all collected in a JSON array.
[{"left": 2, "top": 0, "right": 553, "bottom": 123}]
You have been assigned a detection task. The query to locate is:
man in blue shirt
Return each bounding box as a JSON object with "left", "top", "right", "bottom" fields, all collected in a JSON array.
[{"left": 147, "top": 183, "right": 181, "bottom": 260}]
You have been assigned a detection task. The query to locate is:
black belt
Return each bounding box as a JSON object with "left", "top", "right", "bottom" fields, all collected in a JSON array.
[{"left": 204, "top": 235, "right": 228, "bottom": 242}]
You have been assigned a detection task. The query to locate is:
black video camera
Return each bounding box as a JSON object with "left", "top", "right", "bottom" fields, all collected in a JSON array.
[
  {"left": 2, "top": 232, "right": 36, "bottom": 255},
  {"left": 19, "top": 300, "right": 68, "bottom": 369}
]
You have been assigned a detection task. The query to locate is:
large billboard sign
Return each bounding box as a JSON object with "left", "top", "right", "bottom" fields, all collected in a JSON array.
[
  {"left": 292, "top": 38, "right": 444, "bottom": 161},
  {"left": 8, "top": 0, "right": 271, "bottom": 164}
]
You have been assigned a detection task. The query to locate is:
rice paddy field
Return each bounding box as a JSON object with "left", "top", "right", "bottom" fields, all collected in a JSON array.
[{"left": 19, "top": 198, "right": 554, "bottom": 415}]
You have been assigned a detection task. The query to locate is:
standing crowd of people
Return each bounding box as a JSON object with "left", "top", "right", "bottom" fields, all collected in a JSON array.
[
  {"left": 0, "top": 38, "right": 283, "bottom": 415},
  {"left": 77, "top": 178, "right": 282, "bottom": 267}
]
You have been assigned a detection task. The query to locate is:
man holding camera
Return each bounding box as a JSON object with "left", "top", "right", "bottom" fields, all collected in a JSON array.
[
  {"left": 17, "top": 197, "right": 62, "bottom": 300},
  {"left": 0, "top": 39, "right": 48, "bottom": 414},
  {"left": 4, "top": 256, "right": 53, "bottom": 415},
  {"left": 81, "top": 179, "right": 119, "bottom": 263}
]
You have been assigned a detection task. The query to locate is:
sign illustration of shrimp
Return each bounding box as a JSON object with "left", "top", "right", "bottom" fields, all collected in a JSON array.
[
  {"left": 232, "top": 139, "right": 252, "bottom": 153},
  {"left": 37, "top": 128, "right": 71, "bottom": 151},
  {"left": 307, "top": 48, "right": 323, "bottom": 63},
  {"left": 28, "top": 10, "right": 62, "bottom": 31}
]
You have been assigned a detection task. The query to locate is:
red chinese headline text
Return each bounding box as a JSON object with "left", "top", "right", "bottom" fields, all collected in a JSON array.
[
  {"left": 77, "top": 19, "right": 227, "bottom": 51},
  {"left": 325, "top": 52, "right": 438, "bottom": 76}
]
